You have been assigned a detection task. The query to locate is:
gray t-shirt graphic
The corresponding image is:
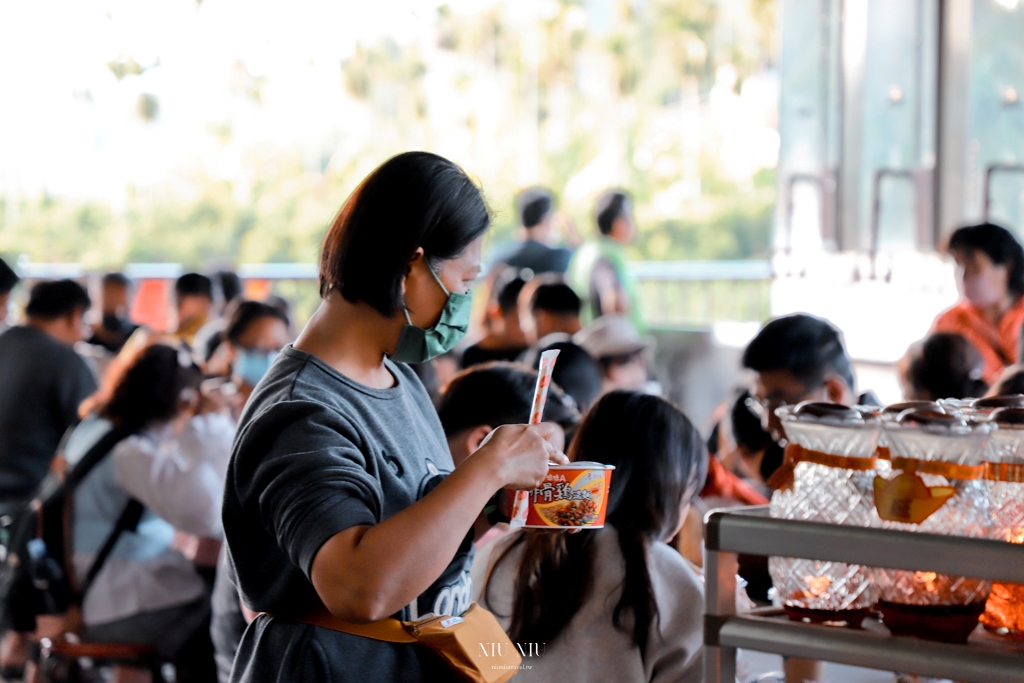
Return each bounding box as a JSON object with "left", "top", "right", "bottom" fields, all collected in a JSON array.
[{"left": 223, "top": 346, "right": 473, "bottom": 682}]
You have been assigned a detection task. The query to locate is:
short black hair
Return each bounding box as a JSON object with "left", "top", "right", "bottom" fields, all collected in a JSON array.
[
  {"left": 596, "top": 190, "right": 630, "bottom": 236},
  {"left": 0, "top": 257, "right": 19, "bottom": 295},
  {"left": 493, "top": 267, "right": 528, "bottom": 314},
  {"left": 948, "top": 222, "right": 1024, "bottom": 297},
  {"left": 437, "top": 361, "right": 580, "bottom": 438},
  {"left": 906, "top": 332, "right": 987, "bottom": 400},
  {"left": 319, "top": 151, "right": 491, "bottom": 316},
  {"left": 517, "top": 187, "right": 553, "bottom": 229},
  {"left": 531, "top": 282, "right": 581, "bottom": 317},
  {"left": 742, "top": 314, "right": 855, "bottom": 391},
  {"left": 101, "top": 272, "right": 132, "bottom": 289},
  {"left": 25, "top": 279, "right": 91, "bottom": 320},
  {"left": 175, "top": 273, "right": 213, "bottom": 300},
  {"left": 226, "top": 301, "right": 289, "bottom": 345},
  {"left": 538, "top": 341, "right": 602, "bottom": 413},
  {"left": 214, "top": 270, "right": 243, "bottom": 303}
]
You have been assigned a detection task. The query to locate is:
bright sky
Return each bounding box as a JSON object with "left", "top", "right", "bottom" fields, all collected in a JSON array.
[{"left": 0, "top": 0, "right": 500, "bottom": 203}]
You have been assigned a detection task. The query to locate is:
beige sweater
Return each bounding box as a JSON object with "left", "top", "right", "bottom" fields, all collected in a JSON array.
[{"left": 472, "top": 527, "right": 704, "bottom": 683}]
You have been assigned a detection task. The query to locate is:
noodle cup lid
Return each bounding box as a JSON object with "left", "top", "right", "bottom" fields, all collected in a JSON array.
[
  {"left": 778, "top": 402, "right": 880, "bottom": 457},
  {"left": 551, "top": 461, "right": 616, "bottom": 470}
]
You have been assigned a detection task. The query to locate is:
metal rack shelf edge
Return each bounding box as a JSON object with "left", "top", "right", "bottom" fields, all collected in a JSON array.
[{"left": 703, "top": 506, "right": 1024, "bottom": 683}]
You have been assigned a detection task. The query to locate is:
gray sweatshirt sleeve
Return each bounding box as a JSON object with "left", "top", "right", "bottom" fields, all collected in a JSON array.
[{"left": 646, "top": 543, "right": 705, "bottom": 683}]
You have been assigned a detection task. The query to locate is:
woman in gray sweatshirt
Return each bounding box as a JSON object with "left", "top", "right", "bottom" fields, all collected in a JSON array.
[{"left": 474, "top": 390, "right": 709, "bottom": 683}]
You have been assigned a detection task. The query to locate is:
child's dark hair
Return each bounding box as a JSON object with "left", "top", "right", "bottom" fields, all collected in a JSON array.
[
  {"left": 437, "top": 362, "right": 580, "bottom": 438},
  {"left": 906, "top": 333, "right": 987, "bottom": 400},
  {"left": 489, "top": 391, "right": 707, "bottom": 656}
]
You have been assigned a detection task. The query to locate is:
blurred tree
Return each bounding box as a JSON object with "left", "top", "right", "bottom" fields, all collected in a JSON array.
[{"left": 0, "top": 0, "right": 778, "bottom": 272}]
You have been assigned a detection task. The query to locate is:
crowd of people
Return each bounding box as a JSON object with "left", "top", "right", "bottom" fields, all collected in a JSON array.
[{"left": 0, "top": 151, "right": 1021, "bottom": 683}]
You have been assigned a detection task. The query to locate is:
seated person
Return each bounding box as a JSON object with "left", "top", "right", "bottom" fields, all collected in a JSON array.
[
  {"left": 531, "top": 281, "right": 582, "bottom": 344},
  {"left": 437, "top": 362, "right": 580, "bottom": 544},
  {"left": 740, "top": 313, "right": 868, "bottom": 682},
  {"left": 87, "top": 272, "right": 139, "bottom": 354},
  {"left": 63, "top": 342, "right": 230, "bottom": 680},
  {"left": 474, "top": 391, "right": 707, "bottom": 682},
  {"left": 901, "top": 332, "right": 987, "bottom": 401},
  {"left": 461, "top": 268, "right": 529, "bottom": 368},
  {"left": 931, "top": 222, "right": 1024, "bottom": 384},
  {"left": 535, "top": 341, "right": 602, "bottom": 414},
  {"left": 217, "top": 301, "right": 291, "bottom": 406},
  {"left": 574, "top": 314, "right": 651, "bottom": 395},
  {"left": 742, "top": 313, "right": 863, "bottom": 475},
  {"left": 174, "top": 273, "right": 214, "bottom": 347},
  {"left": 709, "top": 389, "right": 775, "bottom": 487},
  {"left": 518, "top": 278, "right": 584, "bottom": 367}
]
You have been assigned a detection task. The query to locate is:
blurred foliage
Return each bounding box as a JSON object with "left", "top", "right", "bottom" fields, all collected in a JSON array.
[{"left": 0, "top": 0, "right": 777, "bottom": 273}]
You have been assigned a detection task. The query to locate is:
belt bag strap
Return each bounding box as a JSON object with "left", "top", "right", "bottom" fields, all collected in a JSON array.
[
  {"left": 278, "top": 602, "right": 521, "bottom": 683},
  {"left": 292, "top": 609, "right": 416, "bottom": 643}
]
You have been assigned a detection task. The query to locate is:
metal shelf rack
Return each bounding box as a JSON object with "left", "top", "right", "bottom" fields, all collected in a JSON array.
[{"left": 704, "top": 506, "right": 1024, "bottom": 683}]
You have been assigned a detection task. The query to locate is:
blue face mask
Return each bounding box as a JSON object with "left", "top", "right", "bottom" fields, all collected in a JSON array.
[{"left": 235, "top": 349, "right": 279, "bottom": 388}]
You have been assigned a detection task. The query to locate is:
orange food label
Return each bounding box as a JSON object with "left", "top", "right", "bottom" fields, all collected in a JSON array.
[
  {"left": 874, "top": 473, "right": 955, "bottom": 524},
  {"left": 522, "top": 468, "right": 613, "bottom": 528}
]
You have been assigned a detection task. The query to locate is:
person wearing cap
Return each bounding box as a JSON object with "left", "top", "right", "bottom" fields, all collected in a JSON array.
[
  {"left": 567, "top": 190, "right": 645, "bottom": 333},
  {"left": 574, "top": 313, "right": 652, "bottom": 395}
]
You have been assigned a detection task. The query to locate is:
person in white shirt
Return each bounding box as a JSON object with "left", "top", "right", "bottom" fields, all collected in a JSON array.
[
  {"left": 474, "top": 390, "right": 709, "bottom": 683},
  {"left": 65, "top": 341, "right": 233, "bottom": 680}
]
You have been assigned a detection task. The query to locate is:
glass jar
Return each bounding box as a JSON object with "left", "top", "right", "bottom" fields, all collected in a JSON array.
[
  {"left": 769, "top": 403, "right": 881, "bottom": 626},
  {"left": 875, "top": 411, "right": 992, "bottom": 643},
  {"left": 980, "top": 407, "right": 1024, "bottom": 636}
]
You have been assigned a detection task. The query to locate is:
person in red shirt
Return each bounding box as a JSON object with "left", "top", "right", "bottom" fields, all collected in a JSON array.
[{"left": 932, "top": 222, "right": 1024, "bottom": 385}]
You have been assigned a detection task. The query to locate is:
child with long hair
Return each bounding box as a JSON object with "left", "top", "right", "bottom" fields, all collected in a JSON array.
[{"left": 474, "top": 390, "right": 708, "bottom": 682}]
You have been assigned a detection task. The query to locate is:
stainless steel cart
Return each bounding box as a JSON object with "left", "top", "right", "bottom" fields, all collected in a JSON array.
[{"left": 704, "top": 506, "right": 1024, "bottom": 683}]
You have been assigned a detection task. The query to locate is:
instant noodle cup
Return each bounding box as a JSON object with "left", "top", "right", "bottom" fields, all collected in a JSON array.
[{"left": 520, "top": 462, "right": 615, "bottom": 529}]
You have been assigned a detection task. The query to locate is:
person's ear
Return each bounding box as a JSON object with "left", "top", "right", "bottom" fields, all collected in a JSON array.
[
  {"left": 400, "top": 247, "right": 427, "bottom": 296},
  {"left": 824, "top": 375, "right": 851, "bottom": 404},
  {"left": 466, "top": 425, "right": 493, "bottom": 453}
]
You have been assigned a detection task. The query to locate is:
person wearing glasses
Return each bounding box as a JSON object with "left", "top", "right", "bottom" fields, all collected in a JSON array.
[
  {"left": 738, "top": 312, "right": 875, "bottom": 683},
  {"left": 741, "top": 313, "right": 866, "bottom": 454}
]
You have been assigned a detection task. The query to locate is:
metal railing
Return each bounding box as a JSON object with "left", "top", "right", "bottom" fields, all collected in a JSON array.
[
  {"left": 704, "top": 507, "right": 1024, "bottom": 683},
  {"left": 14, "top": 259, "right": 775, "bottom": 329}
]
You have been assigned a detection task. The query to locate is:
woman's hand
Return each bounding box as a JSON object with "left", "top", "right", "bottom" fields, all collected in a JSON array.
[{"left": 474, "top": 423, "right": 569, "bottom": 490}]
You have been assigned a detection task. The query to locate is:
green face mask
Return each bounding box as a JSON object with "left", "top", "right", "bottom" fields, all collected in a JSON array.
[{"left": 390, "top": 267, "right": 472, "bottom": 364}]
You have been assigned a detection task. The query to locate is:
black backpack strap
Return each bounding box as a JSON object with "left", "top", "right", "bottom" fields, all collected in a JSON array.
[
  {"left": 78, "top": 498, "right": 145, "bottom": 600},
  {"left": 61, "top": 424, "right": 137, "bottom": 494}
]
